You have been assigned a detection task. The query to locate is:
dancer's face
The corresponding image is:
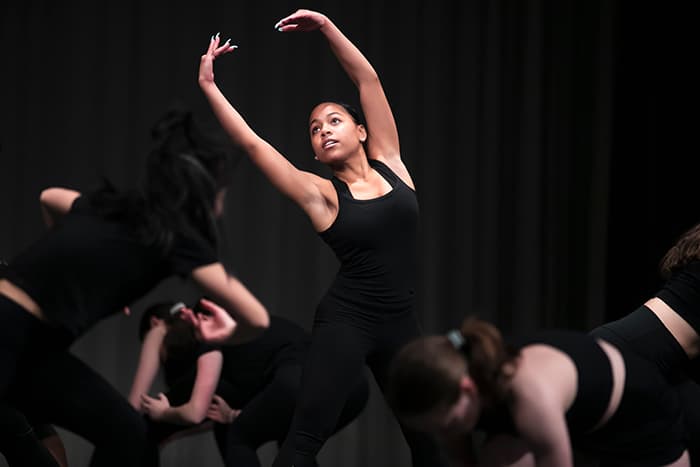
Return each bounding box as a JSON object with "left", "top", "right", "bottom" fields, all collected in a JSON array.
[
  {"left": 404, "top": 376, "right": 480, "bottom": 437},
  {"left": 308, "top": 103, "right": 366, "bottom": 164}
]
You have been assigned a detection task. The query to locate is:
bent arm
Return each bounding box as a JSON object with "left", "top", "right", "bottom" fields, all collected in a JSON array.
[
  {"left": 191, "top": 263, "right": 269, "bottom": 344},
  {"left": 512, "top": 393, "right": 573, "bottom": 467},
  {"left": 40, "top": 187, "right": 80, "bottom": 228},
  {"left": 198, "top": 39, "right": 330, "bottom": 225},
  {"left": 153, "top": 351, "right": 222, "bottom": 425},
  {"left": 318, "top": 17, "right": 401, "bottom": 163},
  {"left": 276, "top": 10, "right": 412, "bottom": 183},
  {"left": 129, "top": 325, "right": 166, "bottom": 410}
]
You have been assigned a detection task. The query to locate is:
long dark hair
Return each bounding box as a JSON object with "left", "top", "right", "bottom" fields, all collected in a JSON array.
[
  {"left": 88, "top": 106, "right": 233, "bottom": 253},
  {"left": 387, "top": 317, "right": 519, "bottom": 417},
  {"left": 660, "top": 223, "right": 700, "bottom": 277}
]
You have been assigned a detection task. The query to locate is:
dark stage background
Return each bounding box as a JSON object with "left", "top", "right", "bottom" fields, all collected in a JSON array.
[{"left": 0, "top": 1, "right": 689, "bottom": 466}]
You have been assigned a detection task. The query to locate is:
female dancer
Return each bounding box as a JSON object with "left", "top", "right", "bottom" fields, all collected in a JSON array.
[
  {"left": 199, "top": 9, "right": 446, "bottom": 466},
  {"left": 386, "top": 317, "right": 690, "bottom": 467},
  {"left": 130, "top": 299, "right": 369, "bottom": 467},
  {"left": 392, "top": 225, "right": 700, "bottom": 465},
  {"left": 0, "top": 109, "right": 269, "bottom": 467},
  {"left": 590, "top": 223, "right": 700, "bottom": 464}
]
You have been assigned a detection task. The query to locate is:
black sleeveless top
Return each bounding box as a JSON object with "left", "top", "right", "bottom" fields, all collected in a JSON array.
[
  {"left": 1, "top": 196, "right": 217, "bottom": 339},
  {"left": 477, "top": 331, "right": 613, "bottom": 437},
  {"left": 318, "top": 159, "right": 419, "bottom": 315},
  {"left": 162, "top": 316, "right": 309, "bottom": 407},
  {"left": 656, "top": 260, "right": 700, "bottom": 331}
]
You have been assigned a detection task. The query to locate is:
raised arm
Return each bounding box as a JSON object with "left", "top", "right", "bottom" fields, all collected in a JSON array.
[
  {"left": 198, "top": 35, "right": 334, "bottom": 230},
  {"left": 141, "top": 350, "right": 223, "bottom": 425},
  {"left": 128, "top": 323, "right": 167, "bottom": 410},
  {"left": 39, "top": 187, "right": 80, "bottom": 228},
  {"left": 275, "top": 10, "right": 406, "bottom": 172}
]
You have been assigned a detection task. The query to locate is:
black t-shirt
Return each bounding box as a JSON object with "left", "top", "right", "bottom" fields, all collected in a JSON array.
[
  {"left": 2, "top": 196, "right": 217, "bottom": 339},
  {"left": 162, "top": 316, "right": 309, "bottom": 407}
]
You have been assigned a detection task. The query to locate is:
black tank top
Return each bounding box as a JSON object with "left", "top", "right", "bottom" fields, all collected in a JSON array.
[
  {"left": 478, "top": 331, "right": 614, "bottom": 436},
  {"left": 318, "top": 159, "right": 419, "bottom": 315},
  {"left": 656, "top": 260, "right": 700, "bottom": 331}
]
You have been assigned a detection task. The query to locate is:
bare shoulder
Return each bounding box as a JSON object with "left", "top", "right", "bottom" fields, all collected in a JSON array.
[
  {"left": 302, "top": 172, "right": 339, "bottom": 232},
  {"left": 511, "top": 346, "right": 577, "bottom": 412},
  {"left": 372, "top": 155, "right": 415, "bottom": 190},
  {"left": 40, "top": 187, "right": 81, "bottom": 209}
]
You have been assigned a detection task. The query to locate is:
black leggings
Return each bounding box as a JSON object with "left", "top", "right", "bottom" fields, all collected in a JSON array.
[
  {"left": 591, "top": 305, "right": 691, "bottom": 384},
  {"left": 272, "top": 311, "right": 447, "bottom": 467},
  {"left": 214, "top": 364, "right": 369, "bottom": 467},
  {"left": 0, "top": 296, "right": 156, "bottom": 467},
  {"left": 590, "top": 305, "right": 696, "bottom": 465},
  {"left": 147, "top": 363, "right": 369, "bottom": 467},
  {"left": 0, "top": 402, "right": 60, "bottom": 467}
]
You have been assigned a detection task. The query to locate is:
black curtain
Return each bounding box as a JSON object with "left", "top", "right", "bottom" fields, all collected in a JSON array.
[
  {"left": 604, "top": 1, "right": 693, "bottom": 319},
  {"left": 0, "top": 0, "right": 679, "bottom": 466}
]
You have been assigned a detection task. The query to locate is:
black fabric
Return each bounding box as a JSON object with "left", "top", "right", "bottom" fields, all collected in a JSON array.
[
  {"left": 0, "top": 295, "right": 65, "bottom": 395},
  {"left": 2, "top": 196, "right": 217, "bottom": 339},
  {"left": 515, "top": 331, "right": 613, "bottom": 434},
  {"left": 217, "top": 316, "right": 309, "bottom": 406},
  {"left": 0, "top": 403, "right": 59, "bottom": 467},
  {"left": 30, "top": 423, "right": 57, "bottom": 441},
  {"left": 212, "top": 365, "right": 368, "bottom": 467},
  {"left": 0, "top": 297, "right": 157, "bottom": 467},
  {"left": 574, "top": 348, "right": 685, "bottom": 467},
  {"left": 274, "top": 311, "right": 446, "bottom": 467},
  {"left": 476, "top": 330, "right": 685, "bottom": 466},
  {"left": 161, "top": 316, "right": 309, "bottom": 406},
  {"left": 478, "top": 332, "right": 613, "bottom": 436},
  {"left": 12, "top": 351, "right": 158, "bottom": 467},
  {"left": 273, "top": 160, "right": 446, "bottom": 467},
  {"left": 0, "top": 192, "right": 215, "bottom": 464},
  {"left": 590, "top": 306, "right": 699, "bottom": 465},
  {"left": 319, "top": 159, "right": 419, "bottom": 316},
  {"left": 148, "top": 316, "right": 369, "bottom": 467},
  {"left": 656, "top": 261, "right": 700, "bottom": 332},
  {"left": 2, "top": 2, "right": 651, "bottom": 464},
  {"left": 162, "top": 341, "right": 217, "bottom": 390},
  {"left": 590, "top": 306, "right": 691, "bottom": 384}
]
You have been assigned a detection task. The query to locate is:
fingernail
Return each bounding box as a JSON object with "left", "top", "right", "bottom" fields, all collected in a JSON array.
[
  {"left": 216, "top": 32, "right": 220, "bottom": 39},
  {"left": 274, "top": 21, "right": 281, "bottom": 29},
  {"left": 276, "top": 27, "right": 283, "bottom": 32},
  {"left": 210, "top": 35, "right": 215, "bottom": 41},
  {"left": 230, "top": 45, "right": 238, "bottom": 50}
]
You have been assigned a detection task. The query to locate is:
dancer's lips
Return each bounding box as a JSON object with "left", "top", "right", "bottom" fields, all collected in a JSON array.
[{"left": 322, "top": 139, "right": 338, "bottom": 149}]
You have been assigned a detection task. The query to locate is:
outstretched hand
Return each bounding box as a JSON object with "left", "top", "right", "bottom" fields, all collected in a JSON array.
[
  {"left": 180, "top": 298, "right": 237, "bottom": 344},
  {"left": 274, "top": 9, "right": 327, "bottom": 32},
  {"left": 199, "top": 33, "right": 238, "bottom": 85}
]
